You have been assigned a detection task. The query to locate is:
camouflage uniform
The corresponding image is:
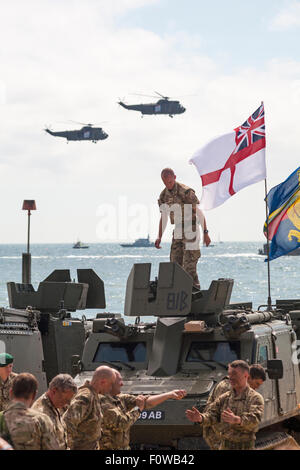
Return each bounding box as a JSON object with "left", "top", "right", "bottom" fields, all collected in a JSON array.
[
  {"left": 200, "top": 385, "right": 264, "bottom": 450},
  {"left": 2, "top": 401, "right": 60, "bottom": 450},
  {"left": 0, "top": 372, "right": 18, "bottom": 412},
  {"left": 202, "top": 377, "right": 231, "bottom": 450},
  {"left": 158, "top": 182, "right": 201, "bottom": 285},
  {"left": 99, "top": 393, "right": 140, "bottom": 450},
  {"left": 32, "top": 392, "right": 68, "bottom": 450},
  {"left": 62, "top": 381, "right": 102, "bottom": 450}
]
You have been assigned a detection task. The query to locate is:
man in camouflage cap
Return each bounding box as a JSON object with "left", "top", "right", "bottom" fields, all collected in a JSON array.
[
  {"left": 203, "top": 364, "right": 266, "bottom": 450},
  {"left": 186, "top": 360, "right": 264, "bottom": 450},
  {"left": 32, "top": 374, "right": 77, "bottom": 450},
  {"left": 63, "top": 365, "right": 115, "bottom": 450},
  {"left": 0, "top": 353, "right": 18, "bottom": 412},
  {"left": 155, "top": 168, "right": 211, "bottom": 289},
  {"left": 99, "top": 369, "right": 187, "bottom": 450},
  {"left": 0, "top": 372, "right": 60, "bottom": 450}
]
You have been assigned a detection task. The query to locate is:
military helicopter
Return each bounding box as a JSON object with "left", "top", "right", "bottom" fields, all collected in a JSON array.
[
  {"left": 44, "top": 121, "right": 109, "bottom": 143},
  {"left": 118, "top": 91, "right": 186, "bottom": 118}
]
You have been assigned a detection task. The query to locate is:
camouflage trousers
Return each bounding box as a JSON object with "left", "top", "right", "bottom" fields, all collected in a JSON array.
[
  {"left": 220, "top": 439, "right": 255, "bottom": 450},
  {"left": 170, "top": 229, "right": 201, "bottom": 286}
]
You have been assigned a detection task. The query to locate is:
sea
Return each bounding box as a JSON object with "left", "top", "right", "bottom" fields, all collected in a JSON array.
[{"left": 0, "top": 242, "right": 298, "bottom": 321}]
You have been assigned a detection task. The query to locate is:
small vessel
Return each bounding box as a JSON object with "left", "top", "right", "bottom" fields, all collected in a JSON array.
[
  {"left": 258, "top": 243, "right": 300, "bottom": 256},
  {"left": 120, "top": 235, "right": 155, "bottom": 248},
  {"left": 73, "top": 241, "right": 89, "bottom": 249}
]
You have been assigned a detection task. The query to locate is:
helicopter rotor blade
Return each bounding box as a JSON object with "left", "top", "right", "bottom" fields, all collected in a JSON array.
[
  {"left": 68, "top": 120, "right": 89, "bottom": 126},
  {"left": 67, "top": 120, "right": 107, "bottom": 127},
  {"left": 154, "top": 91, "right": 169, "bottom": 100},
  {"left": 130, "top": 93, "right": 158, "bottom": 99}
]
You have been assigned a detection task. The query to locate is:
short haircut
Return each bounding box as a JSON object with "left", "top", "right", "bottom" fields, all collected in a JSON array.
[
  {"left": 161, "top": 168, "right": 175, "bottom": 178},
  {"left": 229, "top": 360, "right": 250, "bottom": 374},
  {"left": 12, "top": 373, "right": 38, "bottom": 400},
  {"left": 49, "top": 374, "right": 77, "bottom": 393},
  {"left": 250, "top": 364, "right": 266, "bottom": 381}
]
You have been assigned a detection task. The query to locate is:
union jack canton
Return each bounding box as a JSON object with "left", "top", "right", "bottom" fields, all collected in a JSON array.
[{"left": 234, "top": 103, "right": 265, "bottom": 154}]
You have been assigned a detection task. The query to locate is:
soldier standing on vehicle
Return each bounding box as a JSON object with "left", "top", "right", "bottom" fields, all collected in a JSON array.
[
  {"left": 155, "top": 168, "right": 211, "bottom": 289},
  {"left": 203, "top": 364, "right": 266, "bottom": 450},
  {"left": 63, "top": 366, "right": 115, "bottom": 450},
  {"left": 186, "top": 360, "right": 264, "bottom": 450},
  {"left": 99, "top": 369, "right": 187, "bottom": 450},
  {"left": 0, "top": 353, "right": 18, "bottom": 412},
  {"left": 0, "top": 373, "right": 60, "bottom": 450},
  {"left": 32, "top": 374, "right": 77, "bottom": 450}
]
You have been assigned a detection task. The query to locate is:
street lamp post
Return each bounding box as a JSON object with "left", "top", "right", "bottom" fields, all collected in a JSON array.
[{"left": 22, "top": 200, "right": 36, "bottom": 284}]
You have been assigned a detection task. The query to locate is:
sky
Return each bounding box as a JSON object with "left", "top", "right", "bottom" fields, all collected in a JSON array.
[{"left": 1, "top": 0, "right": 300, "bottom": 243}]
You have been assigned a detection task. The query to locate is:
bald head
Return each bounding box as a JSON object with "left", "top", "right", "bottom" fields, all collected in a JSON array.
[{"left": 91, "top": 366, "right": 115, "bottom": 394}]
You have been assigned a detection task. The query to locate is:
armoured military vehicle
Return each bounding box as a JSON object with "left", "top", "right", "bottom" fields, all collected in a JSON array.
[
  {"left": 2, "top": 261, "right": 300, "bottom": 449},
  {"left": 72, "top": 262, "right": 300, "bottom": 449},
  {"left": 1, "top": 268, "right": 105, "bottom": 394}
]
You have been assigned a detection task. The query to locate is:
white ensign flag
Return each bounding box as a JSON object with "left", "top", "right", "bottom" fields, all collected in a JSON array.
[{"left": 189, "top": 104, "right": 266, "bottom": 210}]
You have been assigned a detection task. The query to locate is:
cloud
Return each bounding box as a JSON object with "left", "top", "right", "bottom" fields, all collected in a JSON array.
[
  {"left": 269, "top": 1, "right": 300, "bottom": 31},
  {"left": 1, "top": 1, "right": 300, "bottom": 243}
]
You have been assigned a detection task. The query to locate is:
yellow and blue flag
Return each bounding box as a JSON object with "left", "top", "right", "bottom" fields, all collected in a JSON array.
[{"left": 264, "top": 167, "right": 300, "bottom": 261}]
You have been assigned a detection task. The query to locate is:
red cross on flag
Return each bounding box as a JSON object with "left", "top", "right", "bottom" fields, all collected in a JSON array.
[{"left": 189, "top": 103, "right": 266, "bottom": 210}]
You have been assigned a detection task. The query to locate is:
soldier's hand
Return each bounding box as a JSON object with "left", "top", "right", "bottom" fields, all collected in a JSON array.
[
  {"left": 155, "top": 238, "right": 161, "bottom": 249},
  {"left": 221, "top": 408, "right": 241, "bottom": 425},
  {"left": 169, "top": 389, "right": 187, "bottom": 400},
  {"left": 136, "top": 395, "right": 146, "bottom": 411},
  {"left": 203, "top": 233, "right": 211, "bottom": 247},
  {"left": 185, "top": 407, "right": 202, "bottom": 423}
]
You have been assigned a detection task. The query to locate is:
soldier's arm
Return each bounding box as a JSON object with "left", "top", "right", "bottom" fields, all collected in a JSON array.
[
  {"left": 101, "top": 400, "right": 141, "bottom": 431},
  {"left": 62, "top": 395, "right": 90, "bottom": 446},
  {"left": 200, "top": 395, "right": 223, "bottom": 425},
  {"left": 155, "top": 208, "right": 168, "bottom": 249},
  {"left": 121, "top": 394, "right": 141, "bottom": 412},
  {"left": 39, "top": 415, "right": 61, "bottom": 450},
  {"left": 144, "top": 390, "right": 186, "bottom": 410},
  {"left": 236, "top": 395, "right": 264, "bottom": 431},
  {"left": 196, "top": 207, "right": 211, "bottom": 246}
]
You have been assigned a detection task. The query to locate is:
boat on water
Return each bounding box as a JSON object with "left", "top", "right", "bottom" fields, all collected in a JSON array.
[
  {"left": 120, "top": 235, "right": 155, "bottom": 248},
  {"left": 258, "top": 243, "right": 300, "bottom": 256},
  {"left": 73, "top": 241, "right": 89, "bottom": 249}
]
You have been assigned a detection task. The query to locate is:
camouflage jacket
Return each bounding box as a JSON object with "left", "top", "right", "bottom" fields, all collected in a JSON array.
[
  {"left": 200, "top": 385, "right": 264, "bottom": 444},
  {"left": 32, "top": 392, "right": 68, "bottom": 450},
  {"left": 202, "top": 377, "right": 231, "bottom": 450},
  {"left": 62, "top": 381, "right": 102, "bottom": 450},
  {"left": 99, "top": 393, "right": 140, "bottom": 450},
  {"left": 158, "top": 182, "right": 200, "bottom": 226},
  {"left": 2, "top": 401, "right": 60, "bottom": 450},
  {"left": 0, "top": 373, "right": 18, "bottom": 412}
]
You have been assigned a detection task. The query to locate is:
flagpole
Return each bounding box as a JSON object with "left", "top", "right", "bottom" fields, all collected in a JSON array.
[
  {"left": 264, "top": 179, "right": 272, "bottom": 310},
  {"left": 262, "top": 100, "right": 272, "bottom": 311}
]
